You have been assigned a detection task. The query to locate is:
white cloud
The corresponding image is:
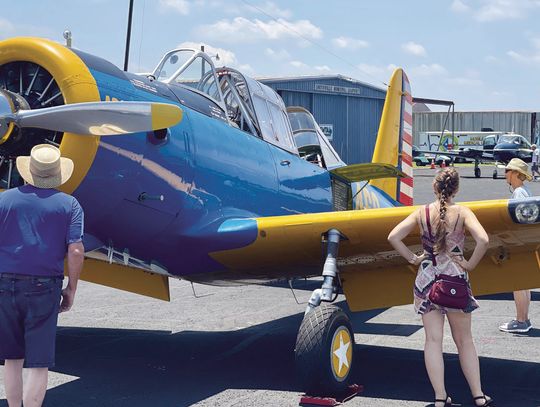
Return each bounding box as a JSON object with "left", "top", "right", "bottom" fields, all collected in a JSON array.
[
  {"left": 506, "top": 49, "right": 540, "bottom": 63},
  {"left": 159, "top": 0, "right": 190, "bottom": 15},
  {"left": 401, "top": 41, "right": 427, "bottom": 57},
  {"left": 177, "top": 41, "right": 238, "bottom": 66},
  {"left": 332, "top": 36, "right": 369, "bottom": 50},
  {"left": 484, "top": 55, "right": 499, "bottom": 63},
  {"left": 504, "top": 36, "right": 540, "bottom": 63},
  {"left": 475, "top": 0, "right": 540, "bottom": 22},
  {"left": 450, "top": 0, "right": 470, "bottom": 12},
  {"left": 265, "top": 48, "right": 291, "bottom": 60},
  {"left": 290, "top": 60, "right": 309, "bottom": 68},
  {"left": 315, "top": 65, "right": 331, "bottom": 72},
  {"left": 198, "top": 17, "right": 323, "bottom": 43},
  {"left": 410, "top": 63, "right": 447, "bottom": 76}
]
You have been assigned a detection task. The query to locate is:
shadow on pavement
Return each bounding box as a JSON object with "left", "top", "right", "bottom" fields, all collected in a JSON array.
[
  {"left": 1, "top": 306, "right": 538, "bottom": 407},
  {"left": 478, "top": 291, "right": 540, "bottom": 301}
]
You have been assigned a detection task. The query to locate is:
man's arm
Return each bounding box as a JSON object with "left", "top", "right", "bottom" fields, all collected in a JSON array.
[{"left": 60, "top": 241, "right": 84, "bottom": 313}]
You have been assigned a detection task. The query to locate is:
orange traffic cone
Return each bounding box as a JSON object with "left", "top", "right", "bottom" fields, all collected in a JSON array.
[
  {"left": 441, "top": 160, "right": 446, "bottom": 168},
  {"left": 430, "top": 159, "right": 435, "bottom": 169}
]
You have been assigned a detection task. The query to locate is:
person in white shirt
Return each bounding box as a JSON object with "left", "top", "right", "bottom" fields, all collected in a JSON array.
[
  {"left": 499, "top": 158, "right": 533, "bottom": 333},
  {"left": 531, "top": 144, "right": 540, "bottom": 181}
]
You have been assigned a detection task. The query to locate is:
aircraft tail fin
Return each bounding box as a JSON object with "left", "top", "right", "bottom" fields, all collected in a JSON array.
[{"left": 369, "top": 68, "right": 414, "bottom": 205}]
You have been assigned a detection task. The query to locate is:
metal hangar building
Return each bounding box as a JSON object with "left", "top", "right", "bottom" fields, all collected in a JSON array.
[{"left": 261, "top": 75, "right": 386, "bottom": 164}]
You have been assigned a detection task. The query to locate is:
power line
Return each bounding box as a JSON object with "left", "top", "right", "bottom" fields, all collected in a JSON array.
[{"left": 239, "top": 0, "right": 388, "bottom": 87}]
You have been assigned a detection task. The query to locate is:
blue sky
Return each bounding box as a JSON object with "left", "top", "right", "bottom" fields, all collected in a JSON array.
[{"left": 3, "top": 0, "right": 540, "bottom": 111}]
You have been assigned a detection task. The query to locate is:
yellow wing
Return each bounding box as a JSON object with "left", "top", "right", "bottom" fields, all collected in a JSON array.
[{"left": 211, "top": 198, "right": 540, "bottom": 311}]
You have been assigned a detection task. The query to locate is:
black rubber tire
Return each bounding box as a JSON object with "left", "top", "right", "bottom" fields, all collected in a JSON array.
[
  {"left": 475, "top": 167, "right": 481, "bottom": 178},
  {"left": 295, "top": 304, "right": 355, "bottom": 395}
]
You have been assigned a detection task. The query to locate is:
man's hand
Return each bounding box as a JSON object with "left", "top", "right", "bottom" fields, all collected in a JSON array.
[{"left": 60, "top": 286, "right": 76, "bottom": 313}]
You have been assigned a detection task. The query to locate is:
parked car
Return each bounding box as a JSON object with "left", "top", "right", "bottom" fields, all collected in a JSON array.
[
  {"left": 412, "top": 145, "right": 429, "bottom": 166},
  {"left": 412, "top": 146, "right": 450, "bottom": 166}
]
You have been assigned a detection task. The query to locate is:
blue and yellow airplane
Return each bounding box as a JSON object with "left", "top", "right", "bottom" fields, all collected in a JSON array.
[{"left": 0, "top": 37, "right": 539, "bottom": 394}]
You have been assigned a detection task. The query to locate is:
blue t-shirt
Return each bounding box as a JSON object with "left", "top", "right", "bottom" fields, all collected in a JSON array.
[{"left": 0, "top": 185, "right": 84, "bottom": 277}]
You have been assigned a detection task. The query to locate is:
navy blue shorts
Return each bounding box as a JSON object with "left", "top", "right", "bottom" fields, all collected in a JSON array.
[{"left": 0, "top": 274, "right": 63, "bottom": 368}]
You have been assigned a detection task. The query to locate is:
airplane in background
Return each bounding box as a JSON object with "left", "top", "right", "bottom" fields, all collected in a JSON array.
[
  {"left": 0, "top": 37, "right": 539, "bottom": 395},
  {"left": 420, "top": 133, "right": 534, "bottom": 178}
]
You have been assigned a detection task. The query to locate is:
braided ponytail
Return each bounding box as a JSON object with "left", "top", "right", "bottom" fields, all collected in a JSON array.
[{"left": 433, "top": 168, "right": 459, "bottom": 253}]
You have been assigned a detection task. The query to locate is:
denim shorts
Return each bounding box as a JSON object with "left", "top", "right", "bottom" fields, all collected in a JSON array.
[{"left": 0, "top": 274, "right": 63, "bottom": 368}]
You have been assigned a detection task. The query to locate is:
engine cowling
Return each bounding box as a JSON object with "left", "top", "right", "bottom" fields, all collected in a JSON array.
[{"left": 0, "top": 37, "right": 101, "bottom": 193}]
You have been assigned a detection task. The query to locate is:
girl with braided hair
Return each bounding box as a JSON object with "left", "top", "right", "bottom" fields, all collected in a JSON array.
[{"left": 388, "top": 168, "right": 492, "bottom": 406}]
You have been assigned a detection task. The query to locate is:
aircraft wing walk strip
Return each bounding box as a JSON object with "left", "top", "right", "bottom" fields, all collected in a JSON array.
[{"left": 210, "top": 199, "right": 540, "bottom": 311}]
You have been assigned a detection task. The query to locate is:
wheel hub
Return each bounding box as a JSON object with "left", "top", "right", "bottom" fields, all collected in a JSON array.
[{"left": 331, "top": 326, "right": 353, "bottom": 381}]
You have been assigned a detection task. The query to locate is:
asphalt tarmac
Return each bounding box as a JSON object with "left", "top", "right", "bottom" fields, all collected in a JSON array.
[{"left": 1, "top": 165, "right": 540, "bottom": 407}]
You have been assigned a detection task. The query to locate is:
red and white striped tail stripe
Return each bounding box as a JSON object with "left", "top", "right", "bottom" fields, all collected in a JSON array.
[{"left": 399, "top": 74, "right": 414, "bottom": 206}]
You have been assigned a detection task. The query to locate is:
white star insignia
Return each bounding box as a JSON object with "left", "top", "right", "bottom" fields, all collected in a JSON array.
[{"left": 333, "top": 331, "right": 351, "bottom": 375}]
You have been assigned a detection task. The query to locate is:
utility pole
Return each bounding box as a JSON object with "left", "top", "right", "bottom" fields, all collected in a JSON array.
[{"left": 123, "top": 0, "right": 134, "bottom": 71}]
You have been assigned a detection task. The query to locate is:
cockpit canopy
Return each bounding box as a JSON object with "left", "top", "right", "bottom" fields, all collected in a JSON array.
[
  {"left": 498, "top": 134, "right": 530, "bottom": 147},
  {"left": 151, "top": 47, "right": 345, "bottom": 167},
  {"left": 152, "top": 48, "right": 224, "bottom": 104},
  {"left": 287, "top": 107, "right": 345, "bottom": 170}
]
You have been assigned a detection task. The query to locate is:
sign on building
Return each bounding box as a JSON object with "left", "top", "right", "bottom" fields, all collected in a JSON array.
[{"left": 320, "top": 124, "right": 334, "bottom": 141}]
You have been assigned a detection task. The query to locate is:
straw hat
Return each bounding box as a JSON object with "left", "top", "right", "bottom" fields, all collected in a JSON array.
[
  {"left": 505, "top": 158, "right": 532, "bottom": 181},
  {"left": 16, "top": 144, "right": 74, "bottom": 189}
]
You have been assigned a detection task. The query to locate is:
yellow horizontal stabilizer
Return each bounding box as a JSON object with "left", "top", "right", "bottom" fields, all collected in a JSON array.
[
  {"left": 330, "top": 163, "right": 407, "bottom": 183},
  {"left": 72, "top": 258, "right": 170, "bottom": 301}
]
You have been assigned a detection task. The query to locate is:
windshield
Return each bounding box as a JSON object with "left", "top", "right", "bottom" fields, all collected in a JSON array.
[
  {"left": 153, "top": 50, "right": 194, "bottom": 82},
  {"left": 153, "top": 49, "right": 223, "bottom": 103},
  {"left": 288, "top": 111, "right": 317, "bottom": 132},
  {"left": 499, "top": 135, "right": 519, "bottom": 144}
]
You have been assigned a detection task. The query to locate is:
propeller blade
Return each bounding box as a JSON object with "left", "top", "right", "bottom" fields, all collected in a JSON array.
[{"left": 14, "top": 101, "right": 183, "bottom": 136}]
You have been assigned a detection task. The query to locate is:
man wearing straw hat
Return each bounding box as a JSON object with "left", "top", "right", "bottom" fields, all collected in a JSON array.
[
  {"left": 0, "top": 144, "right": 84, "bottom": 407},
  {"left": 499, "top": 158, "right": 534, "bottom": 333}
]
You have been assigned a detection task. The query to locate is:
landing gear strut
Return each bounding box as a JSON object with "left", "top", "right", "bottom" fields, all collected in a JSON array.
[
  {"left": 474, "top": 159, "right": 481, "bottom": 178},
  {"left": 295, "top": 229, "right": 355, "bottom": 395}
]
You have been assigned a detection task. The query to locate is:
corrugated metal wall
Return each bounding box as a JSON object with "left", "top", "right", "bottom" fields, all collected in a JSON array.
[
  {"left": 413, "top": 111, "right": 539, "bottom": 143},
  {"left": 262, "top": 76, "right": 386, "bottom": 164}
]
